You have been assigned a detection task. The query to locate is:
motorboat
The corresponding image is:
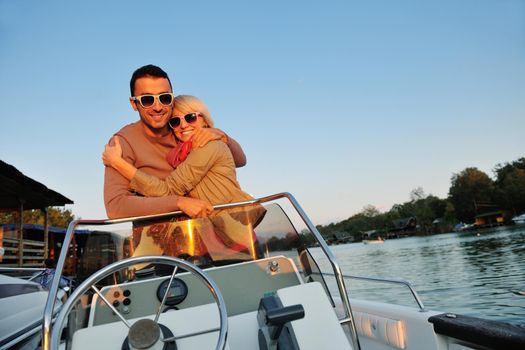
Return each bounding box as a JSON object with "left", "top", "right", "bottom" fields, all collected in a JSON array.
[
  {"left": 6, "top": 193, "right": 524, "bottom": 350},
  {"left": 362, "top": 238, "right": 384, "bottom": 245},
  {"left": 453, "top": 223, "right": 477, "bottom": 232},
  {"left": 0, "top": 273, "right": 48, "bottom": 349},
  {"left": 512, "top": 213, "right": 525, "bottom": 225}
]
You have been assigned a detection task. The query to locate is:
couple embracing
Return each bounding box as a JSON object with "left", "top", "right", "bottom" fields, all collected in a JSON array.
[{"left": 103, "top": 64, "right": 264, "bottom": 262}]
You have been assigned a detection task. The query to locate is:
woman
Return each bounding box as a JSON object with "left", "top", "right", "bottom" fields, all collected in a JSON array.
[{"left": 103, "top": 95, "right": 264, "bottom": 261}]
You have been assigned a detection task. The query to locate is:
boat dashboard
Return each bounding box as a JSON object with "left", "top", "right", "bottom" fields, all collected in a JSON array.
[
  {"left": 88, "top": 256, "right": 303, "bottom": 326},
  {"left": 67, "top": 255, "right": 351, "bottom": 350}
]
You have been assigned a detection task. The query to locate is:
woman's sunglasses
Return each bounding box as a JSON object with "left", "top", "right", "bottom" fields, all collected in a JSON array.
[
  {"left": 132, "top": 93, "right": 174, "bottom": 108},
  {"left": 168, "top": 112, "right": 201, "bottom": 128}
]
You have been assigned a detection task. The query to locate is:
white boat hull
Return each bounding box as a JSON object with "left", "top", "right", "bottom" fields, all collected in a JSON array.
[
  {"left": 511, "top": 214, "right": 525, "bottom": 225},
  {"left": 363, "top": 239, "right": 384, "bottom": 245}
]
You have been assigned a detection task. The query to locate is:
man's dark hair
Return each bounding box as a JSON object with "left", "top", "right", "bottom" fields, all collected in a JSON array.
[{"left": 130, "top": 64, "right": 172, "bottom": 96}]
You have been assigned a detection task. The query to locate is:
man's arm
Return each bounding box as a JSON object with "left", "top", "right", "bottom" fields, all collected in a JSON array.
[
  {"left": 191, "top": 128, "right": 246, "bottom": 167},
  {"left": 224, "top": 136, "right": 246, "bottom": 168},
  {"left": 103, "top": 136, "right": 213, "bottom": 218},
  {"left": 104, "top": 165, "right": 180, "bottom": 218}
]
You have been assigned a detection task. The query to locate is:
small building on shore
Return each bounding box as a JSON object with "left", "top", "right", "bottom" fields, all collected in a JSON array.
[
  {"left": 327, "top": 231, "right": 355, "bottom": 245},
  {"left": 474, "top": 210, "right": 508, "bottom": 227},
  {"left": 0, "top": 160, "right": 73, "bottom": 267},
  {"left": 387, "top": 217, "right": 417, "bottom": 238},
  {"left": 361, "top": 229, "right": 383, "bottom": 240}
]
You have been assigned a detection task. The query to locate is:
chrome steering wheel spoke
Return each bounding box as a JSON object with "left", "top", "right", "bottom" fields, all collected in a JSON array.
[{"left": 155, "top": 266, "right": 178, "bottom": 323}]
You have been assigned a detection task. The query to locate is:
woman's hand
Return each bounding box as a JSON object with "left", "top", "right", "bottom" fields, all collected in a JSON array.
[{"left": 102, "top": 136, "right": 123, "bottom": 167}]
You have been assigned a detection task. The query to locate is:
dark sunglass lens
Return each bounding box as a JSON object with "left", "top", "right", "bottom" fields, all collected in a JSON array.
[
  {"left": 140, "top": 95, "right": 154, "bottom": 107},
  {"left": 185, "top": 113, "right": 198, "bottom": 123},
  {"left": 159, "top": 94, "right": 173, "bottom": 105},
  {"left": 169, "top": 117, "right": 181, "bottom": 128}
]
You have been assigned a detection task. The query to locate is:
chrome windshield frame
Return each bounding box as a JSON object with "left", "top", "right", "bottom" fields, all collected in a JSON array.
[{"left": 42, "top": 192, "right": 361, "bottom": 350}]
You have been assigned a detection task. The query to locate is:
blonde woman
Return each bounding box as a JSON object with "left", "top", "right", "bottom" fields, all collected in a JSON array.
[{"left": 103, "top": 95, "right": 264, "bottom": 261}]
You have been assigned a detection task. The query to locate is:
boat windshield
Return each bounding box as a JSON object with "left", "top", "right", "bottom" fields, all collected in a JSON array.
[
  {"left": 54, "top": 196, "right": 335, "bottom": 295},
  {"left": 34, "top": 194, "right": 359, "bottom": 350}
]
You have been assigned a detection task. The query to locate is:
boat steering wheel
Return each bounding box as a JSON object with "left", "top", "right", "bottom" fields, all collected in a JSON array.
[{"left": 50, "top": 256, "right": 228, "bottom": 350}]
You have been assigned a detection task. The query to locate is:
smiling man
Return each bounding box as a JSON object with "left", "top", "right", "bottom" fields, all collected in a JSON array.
[{"left": 103, "top": 64, "right": 246, "bottom": 219}]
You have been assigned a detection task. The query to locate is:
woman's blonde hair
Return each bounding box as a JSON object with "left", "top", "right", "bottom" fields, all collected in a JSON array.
[{"left": 172, "top": 95, "right": 214, "bottom": 127}]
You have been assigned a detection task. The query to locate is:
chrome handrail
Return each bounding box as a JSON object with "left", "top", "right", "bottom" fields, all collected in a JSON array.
[
  {"left": 278, "top": 193, "right": 362, "bottom": 350},
  {"left": 310, "top": 272, "right": 426, "bottom": 311},
  {"left": 42, "top": 192, "right": 361, "bottom": 350}
]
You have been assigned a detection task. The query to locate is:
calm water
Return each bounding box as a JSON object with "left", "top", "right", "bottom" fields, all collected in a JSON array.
[{"left": 308, "top": 226, "right": 525, "bottom": 325}]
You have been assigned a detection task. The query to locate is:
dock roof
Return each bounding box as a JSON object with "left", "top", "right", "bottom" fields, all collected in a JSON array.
[{"left": 0, "top": 160, "right": 73, "bottom": 211}]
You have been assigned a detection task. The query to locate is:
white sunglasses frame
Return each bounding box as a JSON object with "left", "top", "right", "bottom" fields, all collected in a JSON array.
[
  {"left": 168, "top": 112, "right": 202, "bottom": 129},
  {"left": 131, "top": 93, "right": 175, "bottom": 108}
]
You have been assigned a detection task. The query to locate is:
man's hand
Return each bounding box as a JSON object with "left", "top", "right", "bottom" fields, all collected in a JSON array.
[
  {"left": 177, "top": 196, "right": 214, "bottom": 218},
  {"left": 191, "top": 127, "right": 228, "bottom": 148}
]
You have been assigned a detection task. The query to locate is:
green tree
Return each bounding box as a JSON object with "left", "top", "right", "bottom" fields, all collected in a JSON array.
[
  {"left": 388, "top": 190, "right": 449, "bottom": 232},
  {"left": 409, "top": 187, "right": 426, "bottom": 202},
  {"left": 493, "top": 158, "right": 525, "bottom": 215},
  {"left": 448, "top": 167, "right": 495, "bottom": 222},
  {"left": 426, "top": 195, "right": 448, "bottom": 219},
  {"left": 361, "top": 204, "right": 381, "bottom": 218},
  {"left": 0, "top": 207, "right": 75, "bottom": 228}
]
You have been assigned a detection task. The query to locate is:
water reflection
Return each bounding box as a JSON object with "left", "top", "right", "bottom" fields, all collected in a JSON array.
[{"left": 311, "top": 226, "right": 525, "bottom": 325}]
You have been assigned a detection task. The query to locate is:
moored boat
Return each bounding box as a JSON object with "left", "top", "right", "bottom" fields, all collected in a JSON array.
[
  {"left": 0, "top": 270, "right": 68, "bottom": 350},
  {"left": 362, "top": 238, "right": 384, "bottom": 245},
  {"left": 512, "top": 213, "right": 525, "bottom": 225}
]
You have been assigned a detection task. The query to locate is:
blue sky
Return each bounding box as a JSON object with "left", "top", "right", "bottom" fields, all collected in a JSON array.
[{"left": 1, "top": 0, "right": 524, "bottom": 224}]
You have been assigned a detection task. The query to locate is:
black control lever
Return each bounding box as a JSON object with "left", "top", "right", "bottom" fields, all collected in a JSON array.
[
  {"left": 266, "top": 304, "right": 305, "bottom": 340},
  {"left": 258, "top": 295, "right": 305, "bottom": 350}
]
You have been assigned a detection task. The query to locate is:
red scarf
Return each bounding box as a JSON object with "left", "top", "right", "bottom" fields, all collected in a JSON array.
[{"left": 166, "top": 140, "right": 192, "bottom": 168}]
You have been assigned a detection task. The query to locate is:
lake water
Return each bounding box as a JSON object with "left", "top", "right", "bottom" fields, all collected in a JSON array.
[{"left": 308, "top": 225, "right": 525, "bottom": 325}]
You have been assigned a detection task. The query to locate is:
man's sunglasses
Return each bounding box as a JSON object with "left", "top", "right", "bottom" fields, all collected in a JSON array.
[
  {"left": 132, "top": 93, "right": 174, "bottom": 108},
  {"left": 168, "top": 113, "right": 201, "bottom": 128}
]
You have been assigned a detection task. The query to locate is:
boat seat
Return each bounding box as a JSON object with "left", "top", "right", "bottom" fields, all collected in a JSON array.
[
  {"left": 0, "top": 290, "right": 49, "bottom": 348},
  {"left": 276, "top": 282, "right": 352, "bottom": 350},
  {"left": 353, "top": 310, "right": 406, "bottom": 349}
]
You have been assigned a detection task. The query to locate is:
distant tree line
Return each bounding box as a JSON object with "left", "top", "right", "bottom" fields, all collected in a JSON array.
[
  {"left": 1, "top": 157, "right": 523, "bottom": 242},
  {"left": 317, "top": 157, "right": 525, "bottom": 240},
  {"left": 0, "top": 207, "right": 76, "bottom": 228}
]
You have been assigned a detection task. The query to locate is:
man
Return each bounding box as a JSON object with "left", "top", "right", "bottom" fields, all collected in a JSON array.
[{"left": 104, "top": 64, "right": 246, "bottom": 219}]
